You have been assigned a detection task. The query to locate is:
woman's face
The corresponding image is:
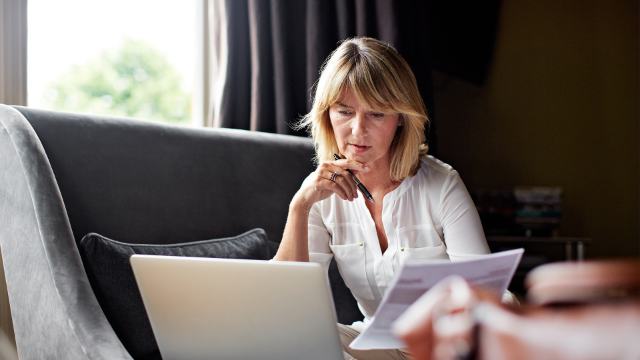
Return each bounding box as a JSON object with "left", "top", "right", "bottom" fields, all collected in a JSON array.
[{"left": 329, "top": 88, "right": 400, "bottom": 168}]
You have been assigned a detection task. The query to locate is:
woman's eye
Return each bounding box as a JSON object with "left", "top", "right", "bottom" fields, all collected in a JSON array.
[
  {"left": 370, "top": 112, "right": 385, "bottom": 118},
  {"left": 338, "top": 110, "right": 353, "bottom": 116}
]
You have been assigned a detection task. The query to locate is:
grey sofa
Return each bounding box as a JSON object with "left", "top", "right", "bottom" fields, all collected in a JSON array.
[{"left": 0, "top": 105, "right": 362, "bottom": 359}]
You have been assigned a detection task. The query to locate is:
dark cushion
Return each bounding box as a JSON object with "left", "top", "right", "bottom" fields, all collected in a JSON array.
[{"left": 78, "top": 228, "right": 272, "bottom": 360}]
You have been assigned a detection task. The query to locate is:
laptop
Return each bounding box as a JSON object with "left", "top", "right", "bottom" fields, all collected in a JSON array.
[{"left": 130, "top": 255, "right": 344, "bottom": 360}]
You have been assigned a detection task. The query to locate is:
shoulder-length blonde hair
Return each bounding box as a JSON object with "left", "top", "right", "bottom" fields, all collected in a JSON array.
[{"left": 297, "top": 37, "right": 429, "bottom": 181}]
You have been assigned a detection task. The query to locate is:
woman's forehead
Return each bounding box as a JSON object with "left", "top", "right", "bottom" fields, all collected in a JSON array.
[
  {"left": 335, "top": 88, "right": 359, "bottom": 105},
  {"left": 333, "top": 87, "right": 391, "bottom": 111}
]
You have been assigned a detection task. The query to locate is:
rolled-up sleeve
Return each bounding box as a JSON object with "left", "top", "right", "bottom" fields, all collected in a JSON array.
[{"left": 307, "top": 202, "right": 333, "bottom": 274}]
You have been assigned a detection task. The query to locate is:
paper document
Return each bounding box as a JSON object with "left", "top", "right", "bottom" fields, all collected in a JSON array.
[{"left": 349, "top": 249, "right": 524, "bottom": 350}]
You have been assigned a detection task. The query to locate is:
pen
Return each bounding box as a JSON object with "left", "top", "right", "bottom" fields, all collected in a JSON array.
[{"left": 333, "top": 153, "right": 375, "bottom": 203}]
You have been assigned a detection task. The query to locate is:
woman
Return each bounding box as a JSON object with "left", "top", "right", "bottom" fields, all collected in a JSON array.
[{"left": 274, "top": 37, "right": 490, "bottom": 360}]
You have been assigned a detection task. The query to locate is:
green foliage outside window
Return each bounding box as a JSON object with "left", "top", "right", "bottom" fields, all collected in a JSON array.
[{"left": 44, "top": 39, "right": 191, "bottom": 124}]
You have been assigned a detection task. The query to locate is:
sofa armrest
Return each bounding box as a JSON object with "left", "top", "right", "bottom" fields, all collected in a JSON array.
[{"left": 0, "top": 105, "right": 131, "bottom": 359}]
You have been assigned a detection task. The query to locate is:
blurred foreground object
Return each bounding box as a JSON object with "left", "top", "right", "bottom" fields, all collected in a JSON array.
[
  {"left": 393, "top": 261, "right": 640, "bottom": 360},
  {"left": 526, "top": 259, "right": 640, "bottom": 305}
]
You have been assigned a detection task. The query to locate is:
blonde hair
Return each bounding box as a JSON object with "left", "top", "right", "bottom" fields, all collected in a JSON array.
[{"left": 298, "top": 37, "right": 429, "bottom": 181}]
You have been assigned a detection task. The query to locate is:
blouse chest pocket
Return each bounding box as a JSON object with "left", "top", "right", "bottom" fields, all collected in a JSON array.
[
  {"left": 329, "top": 242, "right": 375, "bottom": 301},
  {"left": 397, "top": 225, "right": 449, "bottom": 263}
]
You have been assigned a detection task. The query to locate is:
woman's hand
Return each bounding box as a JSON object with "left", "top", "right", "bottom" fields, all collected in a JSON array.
[
  {"left": 277, "top": 158, "right": 368, "bottom": 262},
  {"left": 292, "top": 158, "right": 369, "bottom": 210}
]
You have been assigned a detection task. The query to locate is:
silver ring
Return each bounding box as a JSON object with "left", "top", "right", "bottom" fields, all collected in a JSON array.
[{"left": 330, "top": 172, "right": 338, "bottom": 182}]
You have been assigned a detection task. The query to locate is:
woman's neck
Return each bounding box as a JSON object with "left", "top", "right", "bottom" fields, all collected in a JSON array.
[{"left": 357, "top": 156, "right": 398, "bottom": 194}]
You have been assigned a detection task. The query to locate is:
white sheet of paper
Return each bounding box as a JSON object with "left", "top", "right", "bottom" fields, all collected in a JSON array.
[{"left": 349, "top": 248, "right": 524, "bottom": 350}]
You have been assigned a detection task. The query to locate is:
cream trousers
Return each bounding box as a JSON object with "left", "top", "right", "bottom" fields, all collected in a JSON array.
[{"left": 338, "top": 323, "right": 411, "bottom": 360}]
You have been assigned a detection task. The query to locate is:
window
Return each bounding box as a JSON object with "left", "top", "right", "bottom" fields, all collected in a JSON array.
[{"left": 28, "top": 0, "right": 199, "bottom": 126}]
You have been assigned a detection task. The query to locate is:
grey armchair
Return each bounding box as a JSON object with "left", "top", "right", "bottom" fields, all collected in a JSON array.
[{"left": 0, "top": 105, "right": 362, "bottom": 359}]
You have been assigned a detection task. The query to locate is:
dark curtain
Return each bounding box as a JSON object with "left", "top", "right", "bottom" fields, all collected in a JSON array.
[
  {"left": 430, "top": 1, "right": 501, "bottom": 85},
  {"left": 212, "top": 0, "right": 501, "bottom": 154}
]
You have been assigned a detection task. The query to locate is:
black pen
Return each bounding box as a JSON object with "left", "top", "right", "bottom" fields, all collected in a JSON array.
[{"left": 333, "top": 153, "right": 375, "bottom": 203}]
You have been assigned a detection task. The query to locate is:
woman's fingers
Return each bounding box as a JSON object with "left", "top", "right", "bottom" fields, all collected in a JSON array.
[
  {"left": 328, "top": 176, "right": 352, "bottom": 200},
  {"left": 311, "top": 159, "right": 370, "bottom": 202},
  {"left": 324, "top": 163, "right": 359, "bottom": 198},
  {"left": 332, "top": 158, "right": 370, "bottom": 174},
  {"left": 314, "top": 163, "right": 359, "bottom": 201},
  {"left": 324, "top": 169, "right": 357, "bottom": 200},
  {"left": 312, "top": 175, "right": 349, "bottom": 201},
  {"left": 331, "top": 160, "right": 366, "bottom": 197}
]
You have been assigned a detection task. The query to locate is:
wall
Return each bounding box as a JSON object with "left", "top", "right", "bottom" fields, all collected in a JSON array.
[{"left": 435, "top": 0, "right": 639, "bottom": 258}]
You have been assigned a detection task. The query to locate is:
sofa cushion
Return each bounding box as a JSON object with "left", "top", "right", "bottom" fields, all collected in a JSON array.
[{"left": 78, "top": 228, "right": 272, "bottom": 360}]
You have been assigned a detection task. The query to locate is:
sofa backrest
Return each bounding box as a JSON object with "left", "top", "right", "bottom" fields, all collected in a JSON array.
[
  {"left": 2, "top": 105, "right": 366, "bottom": 359},
  {"left": 7, "top": 106, "right": 364, "bottom": 334},
  {"left": 1, "top": 105, "right": 135, "bottom": 359},
  {"left": 15, "top": 106, "right": 315, "bottom": 245}
]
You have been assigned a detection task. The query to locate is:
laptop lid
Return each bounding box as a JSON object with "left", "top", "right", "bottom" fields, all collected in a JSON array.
[{"left": 130, "top": 255, "right": 344, "bottom": 360}]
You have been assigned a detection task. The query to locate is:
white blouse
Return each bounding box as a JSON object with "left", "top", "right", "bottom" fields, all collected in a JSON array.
[{"left": 306, "top": 156, "right": 490, "bottom": 327}]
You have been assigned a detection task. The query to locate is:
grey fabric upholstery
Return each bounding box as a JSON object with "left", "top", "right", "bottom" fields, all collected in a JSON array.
[
  {"left": 0, "top": 105, "right": 363, "bottom": 359},
  {"left": 0, "top": 105, "right": 131, "bottom": 359}
]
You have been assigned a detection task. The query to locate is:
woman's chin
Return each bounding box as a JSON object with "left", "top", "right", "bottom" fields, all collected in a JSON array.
[{"left": 345, "top": 153, "right": 368, "bottom": 163}]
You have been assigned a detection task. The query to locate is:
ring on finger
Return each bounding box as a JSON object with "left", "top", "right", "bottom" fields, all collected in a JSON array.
[{"left": 330, "top": 172, "right": 339, "bottom": 182}]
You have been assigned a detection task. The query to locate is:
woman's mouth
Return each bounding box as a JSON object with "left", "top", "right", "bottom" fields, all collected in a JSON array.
[{"left": 348, "top": 143, "right": 371, "bottom": 153}]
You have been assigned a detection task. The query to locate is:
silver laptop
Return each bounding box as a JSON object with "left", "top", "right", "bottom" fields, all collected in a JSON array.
[{"left": 130, "top": 255, "right": 344, "bottom": 360}]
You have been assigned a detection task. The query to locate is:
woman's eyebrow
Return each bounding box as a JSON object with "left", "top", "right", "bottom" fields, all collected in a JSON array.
[{"left": 335, "top": 102, "right": 352, "bottom": 108}]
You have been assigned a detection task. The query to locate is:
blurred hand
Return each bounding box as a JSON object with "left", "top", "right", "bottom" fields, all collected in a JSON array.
[{"left": 392, "top": 277, "right": 502, "bottom": 360}]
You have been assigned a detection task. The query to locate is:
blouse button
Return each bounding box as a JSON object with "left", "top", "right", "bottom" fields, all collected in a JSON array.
[
  {"left": 400, "top": 247, "right": 405, "bottom": 252},
  {"left": 359, "top": 242, "right": 364, "bottom": 247}
]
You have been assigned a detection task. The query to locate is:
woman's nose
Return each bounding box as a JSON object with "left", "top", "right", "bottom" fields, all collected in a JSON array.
[{"left": 351, "top": 113, "right": 367, "bottom": 136}]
